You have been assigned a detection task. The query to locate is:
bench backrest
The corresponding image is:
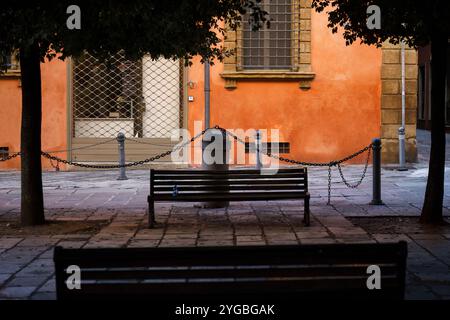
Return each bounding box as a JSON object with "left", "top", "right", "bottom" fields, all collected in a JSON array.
[
  {"left": 150, "top": 168, "right": 308, "bottom": 201},
  {"left": 54, "top": 242, "right": 407, "bottom": 300}
]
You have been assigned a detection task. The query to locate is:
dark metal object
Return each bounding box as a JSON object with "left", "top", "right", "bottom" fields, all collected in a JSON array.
[
  {"left": 54, "top": 242, "right": 407, "bottom": 300},
  {"left": 371, "top": 138, "right": 383, "bottom": 205},
  {"left": 117, "top": 133, "right": 128, "bottom": 181}
]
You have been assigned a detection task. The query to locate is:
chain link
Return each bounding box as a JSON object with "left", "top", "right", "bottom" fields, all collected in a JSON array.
[
  {"left": 43, "top": 138, "right": 118, "bottom": 154},
  {"left": 125, "top": 137, "right": 177, "bottom": 148},
  {"left": 0, "top": 152, "right": 21, "bottom": 162},
  {"left": 337, "top": 146, "right": 372, "bottom": 189}
]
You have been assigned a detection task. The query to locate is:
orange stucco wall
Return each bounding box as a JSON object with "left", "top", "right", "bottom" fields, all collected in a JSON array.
[
  {"left": 188, "top": 11, "right": 381, "bottom": 165},
  {"left": 0, "top": 59, "right": 68, "bottom": 171},
  {"left": 0, "top": 11, "right": 382, "bottom": 171}
]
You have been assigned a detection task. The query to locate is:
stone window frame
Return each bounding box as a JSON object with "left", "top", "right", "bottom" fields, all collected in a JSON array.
[{"left": 220, "top": 0, "right": 315, "bottom": 90}]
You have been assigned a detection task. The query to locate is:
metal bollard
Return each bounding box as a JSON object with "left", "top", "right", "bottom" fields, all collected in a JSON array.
[
  {"left": 255, "top": 130, "right": 262, "bottom": 170},
  {"left": 117, "top": 132, "right": 128, "bottom": 181},
  {"left": 398, "top": 127, "right": 408, "bottom": 171},
  {"left": 370, "top": 138, "right": 383, "bottom": 205}
]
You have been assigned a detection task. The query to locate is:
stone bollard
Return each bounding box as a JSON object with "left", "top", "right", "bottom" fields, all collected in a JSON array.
[{"left": 201, "top": 129, "right": 230, "bottom": 208}]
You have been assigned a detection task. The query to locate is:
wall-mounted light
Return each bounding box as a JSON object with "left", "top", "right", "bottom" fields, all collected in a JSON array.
[{"left": 187, "top": 80, "right": 197, "bottom": 89}]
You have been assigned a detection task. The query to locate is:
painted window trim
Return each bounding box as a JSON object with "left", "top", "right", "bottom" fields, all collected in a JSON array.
[{"left": 220, "top": 0, "right": 314, "bottom": 90}]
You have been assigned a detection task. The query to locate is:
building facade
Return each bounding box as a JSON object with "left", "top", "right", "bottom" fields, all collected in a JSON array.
[{"left": 0, "top": 0, "right": 418, "bottom": 171}]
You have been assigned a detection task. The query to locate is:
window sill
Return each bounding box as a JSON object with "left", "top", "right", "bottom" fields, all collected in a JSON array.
[
  {"left": 0, "top": 71, "right": 21, "bottom": 79},
  {"left": 220, "top": 71, "right": 315, "bottom": 90}
]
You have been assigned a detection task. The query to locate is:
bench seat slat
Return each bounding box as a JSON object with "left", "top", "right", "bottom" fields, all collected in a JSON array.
[
  {"left": 153, "top": 173, "right": 306, "bottom": 180},
  {"left": 154, "top": 169, "right": 306, "bottom": 175},
  {"left": 55, "top": 244, "right": 407, "bottom": 267},
  {"left": 59, "top": 280, "right": 404, "bottom": 300},
  {"left": 152, "top": 179, "right": 305, "bottom": 186},
  {"left": 76, "top": 265, "right": 400, "bottom": 281},
  {"left": 152, "top": 192, "right": 308, "bottom": 201},
  {"left": 154, "top": 185, "right": 306, "bottom": 192}
]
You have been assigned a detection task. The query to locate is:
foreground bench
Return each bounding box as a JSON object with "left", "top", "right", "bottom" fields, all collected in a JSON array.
[
  {"left": 54, "top": 242, "right": 407, "bottom": 300},
  {"left": 148, "top": 168, "right": 310, "bottom": 228}
]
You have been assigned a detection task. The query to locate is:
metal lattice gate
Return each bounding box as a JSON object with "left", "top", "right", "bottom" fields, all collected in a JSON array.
[{"left": 70, "top": 52, "right": 184, "bottom": 163}]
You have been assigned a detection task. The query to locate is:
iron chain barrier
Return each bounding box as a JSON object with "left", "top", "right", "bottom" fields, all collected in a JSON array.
[
  {"left": 40, "top": 129, "right": 208, "bottom": 170},
  {"left": 222, "top": 127, "right": 373, "bottom": 205},
  {"left": 0, "top": 151, "right": 21, "bottom": 162},
  {"left": 2, "top": 126, "right": 374, "bottom": 205}
]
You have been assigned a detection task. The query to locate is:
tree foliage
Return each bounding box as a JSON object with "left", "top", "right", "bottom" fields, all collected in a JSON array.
[
  {"left": 312, "top": 0, "right": 450, "bottom": 47},
  {"left": 0, "top": 0, "right": 267, "bottom": 66}
]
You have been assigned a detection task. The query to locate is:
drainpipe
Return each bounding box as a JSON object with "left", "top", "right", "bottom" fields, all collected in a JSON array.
[
  {"left": 398, "top": 40, "right": 408, "bottom": 171},
  {"left": 204, "top": 62, "right": 211, "bottom": 130}
]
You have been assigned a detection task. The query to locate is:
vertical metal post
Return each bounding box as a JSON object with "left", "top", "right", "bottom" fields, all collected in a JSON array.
[
  {"left": 255, "top": 130, "right": 262, "bottom": 170},
  {"left": 204, "top": 62, "right": 211, "bottom": 130},
  {"left": 117, "top": 132, "right": 128, "bottom": 181},
  {"left": 398, "top": 41, "right": 408, "bottom": 171},
  {"left": 370, "top": 138, "right": 383, "bottom": 205},
  {"left": 398, "top": 127, "right": 407, "bottom": 170}
]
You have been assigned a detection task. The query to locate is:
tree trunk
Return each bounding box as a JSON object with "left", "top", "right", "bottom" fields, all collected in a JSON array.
[
  {"left": 19, "top": 43, "right": 45, "bottom": 226},
  {"left": 420, "top": 33, "right": 448, "bottom": 225}
]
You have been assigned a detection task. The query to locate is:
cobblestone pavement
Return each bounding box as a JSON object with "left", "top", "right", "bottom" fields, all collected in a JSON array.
[{"left": 0, "top": 129, "right": 450, "bottom": 300}]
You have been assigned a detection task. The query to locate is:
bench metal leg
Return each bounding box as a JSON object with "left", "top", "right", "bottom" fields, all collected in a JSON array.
[
  {"left": 148, "top": 199, "right": 156, "bottom": 229},
  {"left": 304, "top": 194, "right": 311, "bottom": 227}
]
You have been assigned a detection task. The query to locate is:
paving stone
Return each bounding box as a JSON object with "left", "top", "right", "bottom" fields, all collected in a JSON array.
[
  {"left": 0, "top": 286, "right": 37, "bottom": 299},
  {"left": 0, "top": 238, "right": 23, "bottom": 249},
  {"left": 37, "top": 279, "right": 56, "bottom": 293},
  {"left": 405, "top": 285, "right": 439, "bottom": 300},
  {"left": 0, "top": 274, "right": 12, "bottom": 286},
  {"left": 409, "top": 234, "right": 446, "bottom": 240},
  {"left": 266, "top": 239, "right": 299, "bottom": 245},
  {"left": 235, "top": 241, "right": 266, "bottom": 246},
  {"left": 197, "top": 240, "right": 234, "bottom": 247},
  {"left": 127, "top": 240, "right": 160, "bottom": 248},
  {"left": 6, "top": 276, "right": 49, "bottom": 288},
  {"left": 372, "top": 234, "right": 413, "bottom": 243},
  {"left": 236, "top": 235, "right": 265, "bottom": 242},
  {"left": 57, "top": 241, "right": 87, "bottom": 249},
  {"left": 0, "top": 263, "right": 26, "bottom": 274},
  {"left": 31, "top": 292, "right": 57, "bottom": 300},
  {"left": 300, "top": 238, "right": 338, "bottom": 245},
  {"left": 159, "top": 239, "right": 196, "bottom": 247}
]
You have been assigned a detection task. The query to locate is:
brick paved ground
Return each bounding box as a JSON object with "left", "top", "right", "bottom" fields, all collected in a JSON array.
[{"left": 0, "top": 129, "right": 450, "bottom": 300}]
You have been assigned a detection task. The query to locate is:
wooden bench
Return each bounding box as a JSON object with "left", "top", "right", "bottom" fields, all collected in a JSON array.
[
  {"left": 148, "top": 168, "right": 310, "bottom": 228},
  {"left": 54, "top": 242, "right": 407, "bottom": 300}
]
